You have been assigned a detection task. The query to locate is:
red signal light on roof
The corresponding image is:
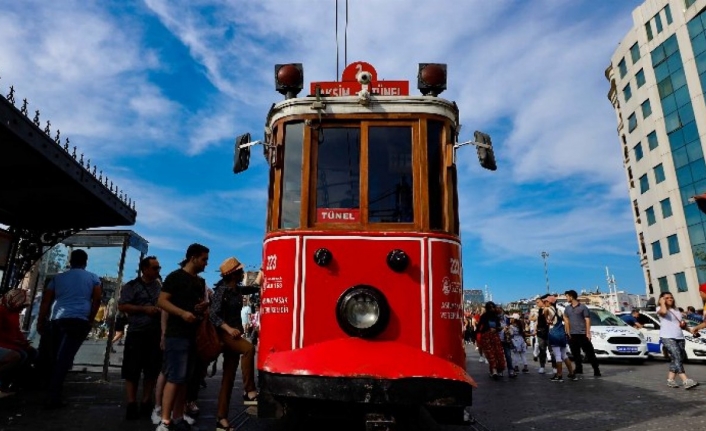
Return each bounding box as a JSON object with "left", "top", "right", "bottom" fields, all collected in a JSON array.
[
  {"left": 275, "top": 63, "right": 303, "bottom": 99},
  {"left": 417, "top": 63, "right": 447, "bottom": 96}
]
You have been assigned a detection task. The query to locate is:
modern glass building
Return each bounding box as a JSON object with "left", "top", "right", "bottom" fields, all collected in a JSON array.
[{"left": 607, "top": 0, "right": 706, "bottom": 306}]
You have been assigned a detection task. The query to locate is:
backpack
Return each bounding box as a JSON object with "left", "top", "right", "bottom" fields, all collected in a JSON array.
[{"left": 547, "top": 307, "right": 567, "bottom": 347}]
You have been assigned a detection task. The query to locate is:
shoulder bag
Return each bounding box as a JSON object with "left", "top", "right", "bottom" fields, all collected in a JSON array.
[{"left": 547, "top": 308, "right": 567, "bottom": 347}]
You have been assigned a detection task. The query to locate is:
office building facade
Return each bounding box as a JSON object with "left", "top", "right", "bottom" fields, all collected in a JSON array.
[{"left": 607, "top": 0, "right": 706, "bottom": 306}]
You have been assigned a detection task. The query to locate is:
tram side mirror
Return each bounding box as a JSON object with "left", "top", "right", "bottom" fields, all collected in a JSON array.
[
  {"left": 474, "top": 131, "right": 497, "bottom": 171},
  {"left": 233, "top": 133, "right": 252, "bottom": 174}
]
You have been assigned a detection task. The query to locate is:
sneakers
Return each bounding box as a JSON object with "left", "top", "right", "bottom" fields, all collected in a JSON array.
[
  {"left": 513, "top": 366, "right": 520, "bottom": 373},
  {"left": 567, "top": 374, "right": 578, "bottom": 381},
  {"left": 549, "top": 374, "right": 564, "bottom": 382},
  {"left": 667, "top": 379, "right": 680, "bottom": 388},
  {"left": 594, "top": 370, "right": 602, "bottom": 378},
  {"left": 522, "top": 366, "right": 530, "bottom": 374},
  {"left": 172, "top": 419, "right": 191, "bottom": 431},
  {"left": 182, "top": 414, "right": 195, "bottom": 425},
  {"left": 478, "top": 356, "right": 485, "bottom": 363},
  {"left": 684, "top": 379, "right": 699, "bottom": 390},
  {"left": 151, "top": 407, "right": 162, "bottom": 425},
  {"left": 538, "top": 367, "right": 545, "bottom": 374},
  {"left": 126, "top": 402, "right": 140, "bottom": 420},
  {"left": 156, "top": 421, "right": 173, "bottom": 431}
]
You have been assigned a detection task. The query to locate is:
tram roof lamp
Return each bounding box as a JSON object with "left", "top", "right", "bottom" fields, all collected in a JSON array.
[
  {"left": 474, "top": 131, "right": 497, "bottom": 171},
  {"left": 417, "top": 63, "right": 447, "bottom": 96},
  {"left": 275, "top": 63, "right": 304, "bottom": 99},
  {"left": 233, "top": 133, "right": 252, "bottom": 174}
]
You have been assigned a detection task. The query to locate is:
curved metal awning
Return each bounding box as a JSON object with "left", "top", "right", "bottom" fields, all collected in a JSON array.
[{"left": 0, "top": 96, "right": 136, "bottom": 230}]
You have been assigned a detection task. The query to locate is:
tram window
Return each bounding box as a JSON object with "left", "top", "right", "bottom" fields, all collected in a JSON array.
[
  {"left": 316, "top": 128, "right": 361, "bottom": 220},
  {"left": 427, "top": 121, "right": 443, "bottom": 230},
  {"left": 281, "top": 122, "right": 304, "bottom": 228},
  {"left": 368, "top": 127, "right": 414, "bottom": 223}
]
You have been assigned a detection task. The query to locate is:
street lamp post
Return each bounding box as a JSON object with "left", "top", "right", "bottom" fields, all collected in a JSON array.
[{"left": 541, "top": 251, "right": 550, "bottom": 294}]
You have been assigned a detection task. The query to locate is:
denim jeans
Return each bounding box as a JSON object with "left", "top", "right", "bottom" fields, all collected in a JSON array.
[{"left": 47, "top": 318, "right": 91, "bottom": 403}]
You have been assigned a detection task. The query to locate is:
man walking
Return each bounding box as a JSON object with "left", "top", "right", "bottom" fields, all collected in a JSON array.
[
  {"left": 118, "top": 256, "right": 163, "bottom": 420},
  {"left": 535, "top": 295, "right": 557, "bottom": 374},
  {"left": 156, "top": 244, "right": 210, "bottom": 431},
  {"left": 563, "top": 290, "right": 601, "bottom": 377},
  {"left": 37, "top": 249, "right": 102, "bottom": 408}
]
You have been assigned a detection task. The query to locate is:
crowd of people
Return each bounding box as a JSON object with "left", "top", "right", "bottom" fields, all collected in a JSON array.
[{"left": 0, "top": 244, "right": 263, "bottom": 431}]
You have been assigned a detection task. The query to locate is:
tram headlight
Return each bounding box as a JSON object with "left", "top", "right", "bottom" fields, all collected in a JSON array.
[
  {"left": 417, "top": 63, "right": 447, "bottom": 96},
  {"left": 336, "top": 285, "right": 390, "bottom": 338}
]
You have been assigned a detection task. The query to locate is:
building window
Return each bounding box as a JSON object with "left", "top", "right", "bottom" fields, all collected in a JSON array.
[
  {"left": 642, "top": 99, "right": 652, "bottom": 118},
  {"left": 654, "top": 163, "right": 666, "bottom": 183},
  {"left": 646, "top": 206, "right": 656, "bottom": 225},
  {"left": 668, "top": 234, "right": 680, "bottom": 254},
  {"left": 655, "top": 13, "right": 664, "bottom": 34},
  {"left": 675, "top": 272, "right": 688, "bottom": 292},
  {"left": 646, "top": 22, "right": 654, "bottom": 41},
  {"left": 665, "top": 5, "right": 673, "bottom": 25},
  {"left": 628, "top": 113, "right": 637, "bottom": 132},
  {"left": 630, "top": 43, "right": 641, "bottom": 64},
  {"left": 636, "top": 69, "right": 646, "bottom": 88},
  {"left": 640, "top": 174, "right": 650, "bottom": 194},
  {"left": 634, "top": 142, "right": 644, "bottom": 161},
  {"left": 652, "top": 241, "right": 663, "bottom": 260},
  {"left": 658, "top": 276, "right": 669, "bottom": 292},
  {"left": 623, "top": 84, "right": 632, "bottom": 102},
  {"left": 686, "top": 0, "right": 697, "bottom": 9},
  {"left": 647, "top": 131, "right": 659, "bottom": 150},
  {"left": 661, "top": 198, "right": 673, "bottom": 218},
  {"left": 618, "top": 58, "right": 627, "bottom": 79}
]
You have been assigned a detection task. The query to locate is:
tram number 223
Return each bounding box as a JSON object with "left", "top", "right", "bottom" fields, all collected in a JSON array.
[
  {"left": 449, "top": 258, "right": 461, "bottom": 275},
  {"left": 265, "top": 255, "right": 278, "bottom": 271}
]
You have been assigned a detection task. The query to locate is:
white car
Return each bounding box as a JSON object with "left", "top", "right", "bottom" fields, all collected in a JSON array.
[
  {"left": 616, "top": 311, "right": 706, "bottom": 362},
  {"left": 558, "top": 305, "right": 648, "bottom": 362}
]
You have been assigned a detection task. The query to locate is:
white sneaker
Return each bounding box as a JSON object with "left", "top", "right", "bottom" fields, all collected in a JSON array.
[
  {"left": 684, "top": 379, "right": 699, "bottom": 390},
  {"left": 478, "top": 357, "right": 484, "bottom": 363},
  {"left": 538, "top": 367, "right": 545, "bottom": 374},
  {"left": 183, "top": 414, "right": 195, "bottom": 425},
  {"left": 151, "top": 407, "right": 162, "bottom": 425},
  {"left": 155, "top": 421, "right": 171, "bottom": 431}
]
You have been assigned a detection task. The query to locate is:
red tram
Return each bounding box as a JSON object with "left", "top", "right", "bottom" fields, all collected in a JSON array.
[{"left": 233, "top": 61, "right": 496, "bottom": 427}]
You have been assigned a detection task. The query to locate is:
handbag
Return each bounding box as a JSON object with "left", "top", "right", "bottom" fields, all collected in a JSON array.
[{"left": 196, "top": 316, "right": 222, "bottom": 363}]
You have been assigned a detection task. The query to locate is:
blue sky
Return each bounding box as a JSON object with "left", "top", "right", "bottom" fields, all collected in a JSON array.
[{"left": 0, "top": 0, "right": 648, "bottom": 303}]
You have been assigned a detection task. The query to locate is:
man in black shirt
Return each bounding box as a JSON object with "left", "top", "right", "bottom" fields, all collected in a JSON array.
[{"left": 156, "top": 244, "right": 210, "bottom": 431}]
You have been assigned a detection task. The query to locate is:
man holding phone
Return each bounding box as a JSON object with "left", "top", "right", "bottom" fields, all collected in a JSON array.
[{"left": 156, "top": 244, "right": 210, "bottom": 431}]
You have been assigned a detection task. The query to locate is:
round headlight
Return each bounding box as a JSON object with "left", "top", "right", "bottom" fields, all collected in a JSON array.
[{"left": 336, "top": 285, "right": 390, "bottom": 338}]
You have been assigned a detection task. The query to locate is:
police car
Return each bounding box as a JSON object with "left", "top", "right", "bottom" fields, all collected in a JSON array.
[
  {"left": 558, "top": 305, "right": 648, "bottom": 362},
  {"left": 615, "top": 310, "right": 706, "bottom": 361}
]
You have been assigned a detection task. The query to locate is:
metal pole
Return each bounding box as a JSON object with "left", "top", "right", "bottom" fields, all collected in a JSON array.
[
  {"left": 541, "top": 251, "right": 550, "bottom": 294},
  {"left": 103, "top": 236, "right": 129, "bottom": 381}
]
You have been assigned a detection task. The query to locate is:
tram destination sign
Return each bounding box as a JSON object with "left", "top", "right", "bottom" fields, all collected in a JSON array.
[
  {"left": 311, "top": 81, "right": 409, "bottom": 97},
  {"left": 310, "top": 61, "right": 409, "bottom": 97}
]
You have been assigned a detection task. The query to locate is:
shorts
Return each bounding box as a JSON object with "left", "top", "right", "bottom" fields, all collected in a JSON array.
[
  {"left": 163, "top": 337, "right": 195, "bottom": 384},
  {"left": 121, "top": 330, "right": 162, "bottom": 382}
]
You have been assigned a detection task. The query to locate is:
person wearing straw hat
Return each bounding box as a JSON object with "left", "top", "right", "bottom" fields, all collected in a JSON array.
[{"left": 209, "top": 257, "right": 263, "bottom": 431}]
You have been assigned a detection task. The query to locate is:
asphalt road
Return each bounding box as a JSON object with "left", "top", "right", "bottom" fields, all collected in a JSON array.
[{"left": 3, "top": 343, "right": 706, "bottom": 430}]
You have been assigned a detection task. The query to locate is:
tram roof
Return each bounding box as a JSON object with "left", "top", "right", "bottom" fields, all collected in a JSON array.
[
  {"left": 269, "top": 95, "right": 459, "bottom": 126},
  {"left": 0, "top": 96, "right": 136, "bottom": 231}
]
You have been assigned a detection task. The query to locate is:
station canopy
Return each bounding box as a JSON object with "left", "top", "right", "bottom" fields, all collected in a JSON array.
[{"left": 0, "top": 95, "right": 136, "bottom": 231}]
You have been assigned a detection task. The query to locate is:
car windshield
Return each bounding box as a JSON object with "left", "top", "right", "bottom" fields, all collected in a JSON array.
[{"left": 589, "top": 308, "right": 627, "bottom": 326}]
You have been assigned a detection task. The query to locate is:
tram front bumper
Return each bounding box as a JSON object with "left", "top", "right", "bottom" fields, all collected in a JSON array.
[{"left": 259, "top": 338, "right": 475, "bottom": 406}]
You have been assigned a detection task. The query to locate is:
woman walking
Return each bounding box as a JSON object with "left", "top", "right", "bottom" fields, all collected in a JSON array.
[
  {"left": 657, "top": 291, "right": 698, "bottom": 389},
  {"left": 476, "top": 302, "right": 506, "bottom": 379},
  {"left": 544, "top": 301, "right": 576, "bottom": 382},
  {"left": 209, "top": 258, "right": 263, "bottom": 431},
  {"left": 509, "top": 314, "right": 529, "bottom": 374}
]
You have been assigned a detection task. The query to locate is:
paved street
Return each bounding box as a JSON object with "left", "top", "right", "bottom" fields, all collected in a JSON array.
[{"left": 2, "top": 344, "right": 706, "bottom": 430}]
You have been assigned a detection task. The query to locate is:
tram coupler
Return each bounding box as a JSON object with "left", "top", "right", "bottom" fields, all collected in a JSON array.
[{"left": 365, "top": 413, "right": 396, "bottom": 431}]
